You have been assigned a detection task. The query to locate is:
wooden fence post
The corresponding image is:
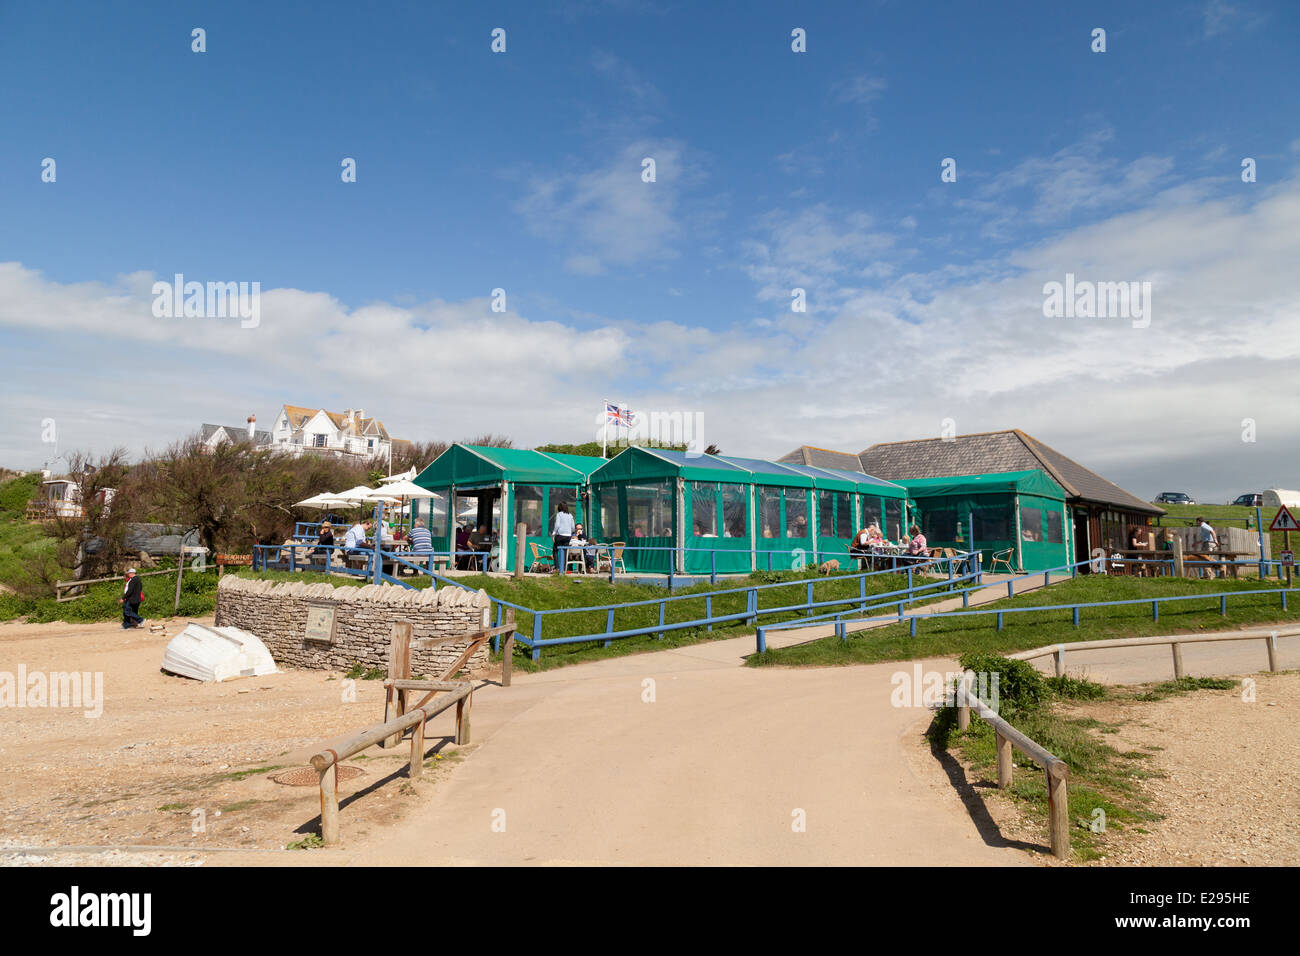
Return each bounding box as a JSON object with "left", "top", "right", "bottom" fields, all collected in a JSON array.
[
  {"left": 384, "top": 622, "right": 412, "bottom": 747},
  {"left": 1266, "top": 631, "right": 1278, "bottom": 672},
  {"left": 996, "top": 731, "right": 1012, "bottom": 789},
  {"left": 173, "top": 548, "right": 184, "bottom": 615},
  {"left": 409, "top": 710, "right": 425, "bottom": 778},
  {"left": 319, "top": 766, "right": 339, "bottom": 845},
  {"left": 956, "top": 675, "right": 971, "bottom": 731},
  {"left": 455, "top": 692, "right": 472, "bottom": 745},
  {"left": 1047, "top": 765, "right": 1070, "bottom": 860},
  {"left": 514, "top": 522, "right": 526, "bottom": 580},
  {"left": 501, "top": 609, "right": 515, "bottom": 687}
]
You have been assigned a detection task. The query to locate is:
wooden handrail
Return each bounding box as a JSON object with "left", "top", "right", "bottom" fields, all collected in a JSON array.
[
  {"left": 310, "top": 681, "right": 473, "bottom": 845},
  {"left": 310, "top": 682, "right": 472, "bottom": 772},
  {"left": 953, "top": 678, "right": 1070, "bottom": 859},
  {"left": 1008, "top": 626, "right": 1299, "bottom": 678},
  {"left": 949, "top": 627, "right": 1299, "bottom": 859},
  {"left": 310, "top": 611, "right": 517, "bottom": 845}
]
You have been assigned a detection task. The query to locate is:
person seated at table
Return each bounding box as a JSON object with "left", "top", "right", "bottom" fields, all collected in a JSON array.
[
  {"left": 569, "top": 523, "right": 597, "bottom": 572},
  {"left": 850, "top": 525, "right": 874, "bottom": 570},
  {"left": 407, "top": 522, "right": 433, "bottom": 558},
  {"left": 344, "top": 519, "right": 372, "bottom": 556},
  {"left": 468, "top": 524, "right": 491, "bottom": 570},
  {"left": 905, "top": 525, "right": 927, "bottom": 564},
  {"left": 311, "top": 522, "right": 335, "bottom": 564},
  {"left": 454, "top": 525, "right": 471, "bottom": 569}
]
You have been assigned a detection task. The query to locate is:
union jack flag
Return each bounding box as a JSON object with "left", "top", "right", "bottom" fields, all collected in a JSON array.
[{"left": 605, "top": 402, "right": 636, "bottom": 426}]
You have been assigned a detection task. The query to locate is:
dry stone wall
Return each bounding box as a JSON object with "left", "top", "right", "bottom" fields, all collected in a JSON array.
[{"left": 214, "top": 576, "right": 492, "bottom": 674}]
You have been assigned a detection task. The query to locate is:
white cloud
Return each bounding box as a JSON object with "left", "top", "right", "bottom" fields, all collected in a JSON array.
[
  {"left": 516, "top": 141, "right": 689, "bottom": 272},
  {"left": 740, "top": 205, "right": 899, "bottom": 306}
]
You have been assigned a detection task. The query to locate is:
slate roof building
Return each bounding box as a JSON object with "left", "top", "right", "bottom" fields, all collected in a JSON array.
[
  {"left": 777, "top": 445, "right": 866, "bottom": 473},
  {"left": 200, "top": 419, "right": 272, "bottom": 449},
  {"left": 857, "top": 429, "right": 1163, "bottom": 560}
]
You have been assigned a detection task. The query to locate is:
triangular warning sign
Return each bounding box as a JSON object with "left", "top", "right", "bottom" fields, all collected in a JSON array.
[{"left": 1269, "top": 505, "right": 1300, "bottom": 532}]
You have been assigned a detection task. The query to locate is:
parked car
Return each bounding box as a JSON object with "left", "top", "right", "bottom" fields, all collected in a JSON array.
[
  {"left": 1155, "top": 492, "right": 1195, "bottom": 505},
  {"left": 1231, "top": 493, "right": 1263, "bottom": 507}
]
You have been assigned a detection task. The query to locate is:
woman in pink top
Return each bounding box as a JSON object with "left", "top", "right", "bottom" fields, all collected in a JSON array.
[{"left": 906, "top": 525, "right": 927, "bottom": 561}]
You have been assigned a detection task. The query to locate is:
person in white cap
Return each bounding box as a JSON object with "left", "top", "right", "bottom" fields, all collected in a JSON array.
[{"left": 119, "top": 568, "right": 145, "bottom": 629}]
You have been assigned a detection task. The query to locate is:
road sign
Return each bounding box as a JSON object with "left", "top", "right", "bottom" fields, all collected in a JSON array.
[
  {"left": 1282, "top": 551, "right": 1295, "bottom": 568},
  {"left": 1269, "top": 505, "right": 1300, "bottom": 532}
]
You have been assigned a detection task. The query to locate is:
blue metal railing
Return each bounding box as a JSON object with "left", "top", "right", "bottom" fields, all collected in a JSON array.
[
  {"left": 516, "top": 552, "right": 977, "bottom": 661},
  {"left": 752, "top": 558, "right": 1299, "bottom": 652},
  {"left": 249, "top": 542, "right": 977, "bottom": 661}
]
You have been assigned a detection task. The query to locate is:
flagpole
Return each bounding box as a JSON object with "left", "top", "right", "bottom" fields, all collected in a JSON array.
[{"left": 602, "top": 401, "right": 609, "bottom": 458}]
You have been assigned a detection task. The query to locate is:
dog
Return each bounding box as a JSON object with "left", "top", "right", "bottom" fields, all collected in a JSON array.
[{"left": 817, "top": 559, "right": 840, "bottom": 575}]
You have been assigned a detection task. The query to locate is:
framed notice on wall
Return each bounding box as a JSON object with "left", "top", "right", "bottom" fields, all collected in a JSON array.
[{"left": 304, "top": 603, "right": 337, "bottom": 644}]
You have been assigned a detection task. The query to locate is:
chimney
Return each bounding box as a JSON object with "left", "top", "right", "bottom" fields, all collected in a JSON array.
[{"left": 247, "top": 415, "right": 256, "bottom": 440}]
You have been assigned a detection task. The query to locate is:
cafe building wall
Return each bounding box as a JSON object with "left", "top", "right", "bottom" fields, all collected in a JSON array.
[{"left": 904, "top": 470, "right": 1070, "bottom": 572}]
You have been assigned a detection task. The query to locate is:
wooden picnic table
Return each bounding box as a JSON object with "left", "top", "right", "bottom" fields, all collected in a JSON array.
[{"left": 1111, "top": 549, "right": 1244, "bottom": 578}]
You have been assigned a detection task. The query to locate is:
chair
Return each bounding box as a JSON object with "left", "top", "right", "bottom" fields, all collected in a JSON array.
[
  {"left": 528, "top": 542, "right": 555, "bottom": 573},
  {"left": 609, "top": 542, "right": 628, "bottom": 574},
  {"left": 565, "top": 546, "right": 587, "bottom": 574},
  {"left": 988, "top": 548, "right": 1016, "bottom": 574}
]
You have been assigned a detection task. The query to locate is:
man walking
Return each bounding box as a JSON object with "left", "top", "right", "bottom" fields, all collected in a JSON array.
[
  {"left": 1196, "top": 517, "right": 1218, "bottom": 552},
  {"left": 119, "top": 568, "right": 144, "bottom": 629}
]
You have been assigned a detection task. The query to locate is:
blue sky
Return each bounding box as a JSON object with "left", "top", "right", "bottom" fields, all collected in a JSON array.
[{"left": 1, "top": 0, "right": 1298, "bottom": 499}]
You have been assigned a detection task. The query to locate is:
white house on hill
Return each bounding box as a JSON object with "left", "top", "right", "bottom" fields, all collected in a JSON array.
[{"left": 270, "top": 405, "right": 404, "bottom": 460}]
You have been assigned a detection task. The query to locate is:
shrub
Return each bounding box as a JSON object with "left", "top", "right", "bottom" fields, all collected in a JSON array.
[{"left": 957, "top": 651, "right": 1047, "bottom": 717}]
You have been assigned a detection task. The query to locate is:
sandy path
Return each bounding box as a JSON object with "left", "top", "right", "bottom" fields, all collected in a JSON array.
[{"left": 4, "top": 593, "right": 1294, "bottom": 867}]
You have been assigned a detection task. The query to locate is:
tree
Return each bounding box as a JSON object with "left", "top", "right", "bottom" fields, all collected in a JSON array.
[
  {"left": 135, "top": 434, "right": 371, "bottom": 552},
  {"left": 46, "top": 449, "right": 134, "bottom": 583}
]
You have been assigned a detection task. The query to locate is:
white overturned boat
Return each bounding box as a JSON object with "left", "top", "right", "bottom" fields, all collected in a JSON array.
[{"left": 162, "top": 622, "right": 279, "bottom": 682}]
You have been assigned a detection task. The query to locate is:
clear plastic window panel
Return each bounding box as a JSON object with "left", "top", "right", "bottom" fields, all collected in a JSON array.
[
  {"left": 427, "top": 492, "right": 448, "bottom": 538},
  {"left": 884, "top": 499, "right": 902, "bottom": 541},
  {"left": 785, "top": 492, "right": 808, "bottom": 538},
  {"left": 817, "top": 491, "right": 835, "bottom": 538},
  {"left": 861, "top": 495, "right": 881, "bottom": 530},
  {"left": 514, "top": 485, "right": 544, "bottom": 537},
  {"left": 974, "top": 504, "right": 1012, "bottom": 541},
  {"left": 1021, "top": 507, "right": 1043, "bottom": 542},
  {"left": 689, "top": 481, "right": 717, "bottom": 537},
  {"left": 925, "top": 508, "right": 957, "bottom": 541},
  {"left": 596, "top": 486, "right": 622, "bottom": 540},
  {"left": 628, "top": 481, "right": 674, "bottom": 538},
  {"left": 834, "top": 492, "right": 851, "bottom": 537},
  {"left": 759, "top": 488, "right": 782, "bottom": 539},
  {"left": 720, "top": 484, "right": 748, "bottom": 538}
]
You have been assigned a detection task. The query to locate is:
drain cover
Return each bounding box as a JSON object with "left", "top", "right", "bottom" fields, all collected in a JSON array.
[{"left": 271, "top": 765, "right": 365, "bottom": 787}]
